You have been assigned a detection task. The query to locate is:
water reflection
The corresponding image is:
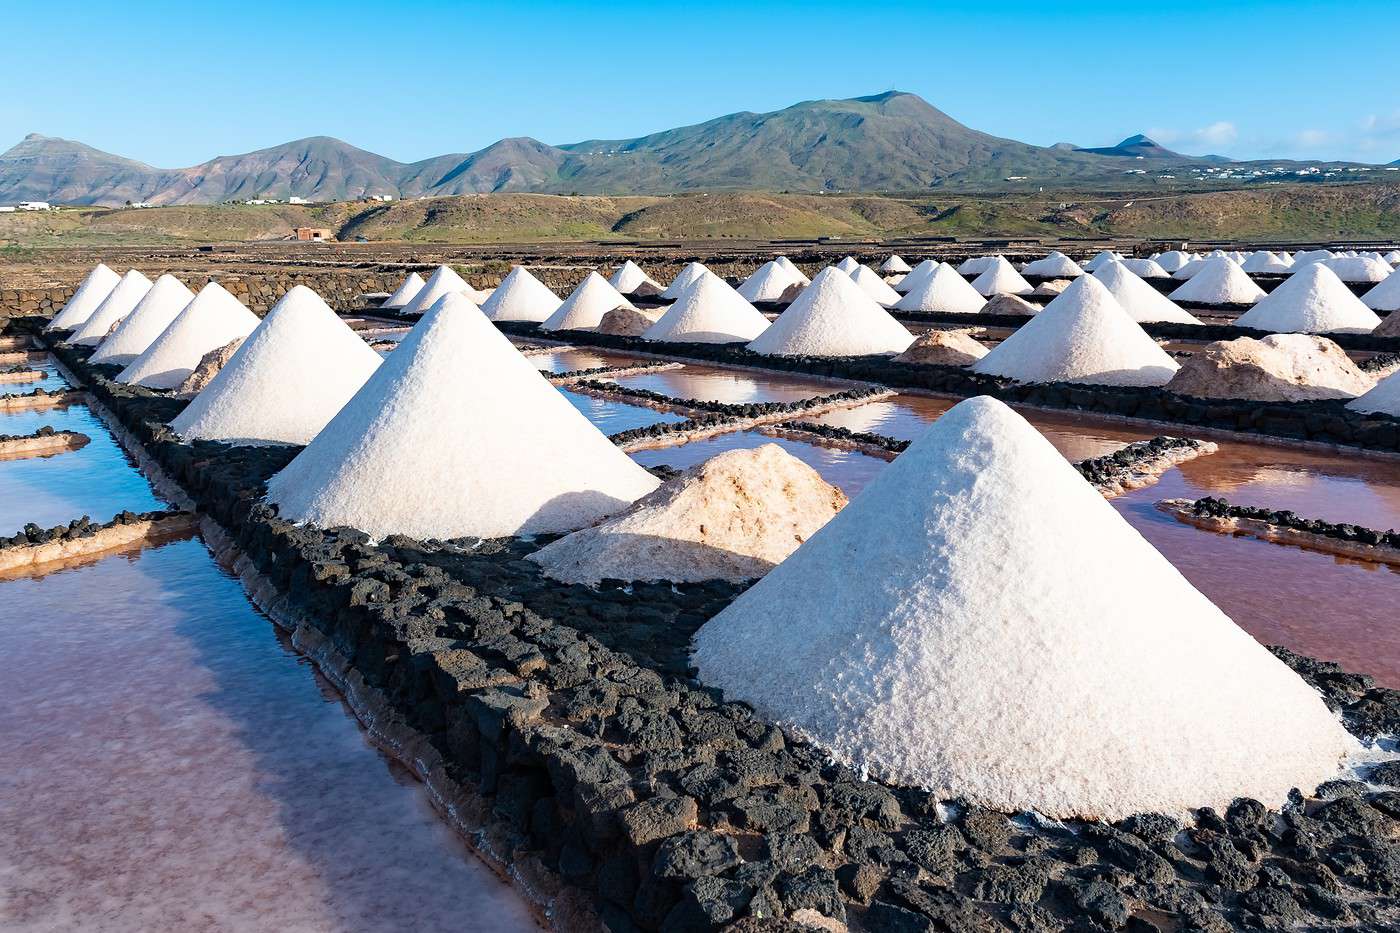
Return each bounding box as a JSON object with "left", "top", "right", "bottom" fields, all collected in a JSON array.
[
  {"left": 531, "top": 349, "right": 646, "bottom": 374},
  {"left": 1, "top": 357, "right": 69, "bottom": 394},
  {"left": 613, "top": 364, "right": 845, "bottom": 405},
  {"left": 558, "top": 388, "right": 687, "bottom": 434}
]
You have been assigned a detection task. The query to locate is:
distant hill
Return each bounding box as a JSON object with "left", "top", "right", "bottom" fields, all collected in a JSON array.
[{"left": 0, "top": 92, "right": 1384, "bottom": 206}]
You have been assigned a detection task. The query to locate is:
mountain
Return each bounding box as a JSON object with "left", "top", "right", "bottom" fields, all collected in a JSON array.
[
  {"left": 1075, "top": 134, "right": 1185, "bottom": 159},
  {"left": 0, "top": 134, "right": 164, "bottom": 204}
]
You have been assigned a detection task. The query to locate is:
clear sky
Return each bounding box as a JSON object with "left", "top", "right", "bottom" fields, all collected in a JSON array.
[{"left": 5, "top": 0, "right": 1396, "bottom": 167}]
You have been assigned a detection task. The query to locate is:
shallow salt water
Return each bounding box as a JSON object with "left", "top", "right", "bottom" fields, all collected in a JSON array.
[
  {"left": 1, "top": 357, "right": 69, "bottom": 394},
  {"left": 559, "top": 388, "right": 687, "bottom": 434},
  {"left": 531, "top": 348, "right": 647, "bottom": 374},
  {"left": 610, "top": 364, "right": 847, "bottom": 405}
]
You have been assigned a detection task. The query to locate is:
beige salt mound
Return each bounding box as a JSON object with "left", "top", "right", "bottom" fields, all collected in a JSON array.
[
  {"left": 597, "top": 306, "right": 663, "bottom": 336},
  {"left": 528, "top": 444, "right": 847, "bottom": 585},
  {"left": 981, "top": 294, "right": 1042, "bottom": 316},
  {"left": 1166, "top": 335, "right": 1375, "bottom": 402},
  {"left": 1031, "top": 279, "right": 1073, "bottom": 297},
  {"left": 894, "top": 330, "right": 988, "bottom": 366},
  {"left": 176, "top": 338, "right": 244, "bottom": 396}
]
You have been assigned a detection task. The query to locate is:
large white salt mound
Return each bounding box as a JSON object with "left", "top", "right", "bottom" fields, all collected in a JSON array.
[
  {"left": 541, "top": 272, "right": 636, "bottom": 331},
  {"left": 1348, "top": 369, "right": 1400, "bottom": 417},
  {"left": 1385, "top": 250, "right": 1400, "bottom": 265},
  {"left": 1290, "top": 249, "right": 1335, "bottom": 271},
  {"left": 775, "top": 255, "right": 809, "bottom": 285},
  {"left": 480, "top": 266, "right": 561, "bottom": 323},
  {"left": 1119, "top": 258, "right": 1170, "bottom": 278},
  {"left": 894, "top": 259, "right": 937, "bottom": 294},
  {"left": 264, "top": 300, "right": 659, "bottom": 539},
  {"left": 1021, "top": 252, "right": 1083, "bottom": 278},
  {"left": 894, "top": 262, "right": 985, "bottom": 314},
  {"left": 400, "top": 265, "right": 479, "bottom": 316},
  {"left": 47, "top": 263, "right": 121, "bottom": 331},
  {"left": 1083, "top": 250, "right": 1121, "bottom": 272},
  {"left": 747, "top": 268, "right": 913, "bottom": 357},
  {"left": 118, "top": 282, "right": 260, "bottom": 389},
  {"left": 970, "top": 257, "right": 1033, "bottom": 297},
  {"left": 972, "top": 275, "right": 1179, "bottom": 386},
  {"left": 608, "top": 260, "right": 661, "bottom": 294},
  {"left": 1362, "top": 269, "right": 1400, "bottom": 312},
  {"left": 1323, "top": 256, "right": 1393, "bottom": 284},
  {"left": 382, "top": 272, "right": 426, "bottom": 309},
  {"left": 90, "top": 274, "right": 196, "bottom": 364},
  {"left": 1234, "top": 263, "right": 1382, "bottom": 335},
  {"left": 880, "top": 255, "right": 912, "bottom": 274},
  {"left": 1171, "top": 258, "right": 1207, "bottom": 281},
  {"left": 1242, "top": 251, "right": 1294, "bottom": 274},
  {"left": 643, "top": 273, "right": 769, "bottom": 344},
  {"left": 170, "top": 285, "right": 382, "bottom": 445},
  {"left": 738, "top": 260, "right": 803, "bottom": 302},
  {"left": 834, "top": 256, "right": 860, "bottom": 274},
  {"left": 1154, "top": 250, "right": 1191, "bottom": 273},
  {"left": 661, "top": 262, "right": 711, "bottom": 300},
  {"left": 67, "top": 269, "right": 153, "bottom": 346},
  {"left": 956, "top": 256, "right": 996, "bottom": 276},
  {"left": 693, "top": 396, "right": 1354, "bottom": 820},
  {"left": 1169, "top": 257, "right": 1265, "bottom": 305},
  {"left": 1093, "top": 260, "right": 1201, "bottom": 324},
  {"left": 847, "top": 264, "right": 902, "bottom": 306}
]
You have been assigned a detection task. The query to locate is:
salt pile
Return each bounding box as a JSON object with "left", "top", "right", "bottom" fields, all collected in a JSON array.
[
  {"left": 747, "top": 267, "right": 913, "bottom": 357},
  {"left": 1362, "top": 269, "right": 1400, "bottom": 312},
  {"left": 67, "top": 269, "right": 154, "bottom": 346},
  {"left": 1119, "top": 258, "right": 1170, "bottom": 278},
  {"left": 1168, "top": 257, "right": 1265, "bottom": 305},
  {"left": 1083, "top": 250, "right": 1121, "bottom": 272},
  {"left": 970, "top": 257, "right": 1033, "bottom": 297},
  {"left": 1021, "top": 252, "right": 1083, "bottom": 278},
  {"left": 1154, "top": 250, "right": 1192, "bottom": 273},
  {"left": 775, "top": 255, "right": 809, "bottom": 285},
  {"left": 479, "top": 266, "right": 561, "bottom": 323},
  {"left": 597, "top": 306, "right": 663, "bottom": 336},
  {"left": 893, "top": 259, "right": 937, "bottom": 294},
  {"left": 1242, "top": 251, "right": 1294, "bottom": 274},
  {"left": 46, "top": 263, "right": 122, "bottom": 331},
  {"left": 738, "top": 260, "right": 804, "bottom": 303},
  {"left": 118, "top": 282, "right": 260, "bottom": 389},
  {"left": 834, "top": 256, "right": 860, "bottom": 274},
  {"left": 541, "top": 272, "right": 636, "bottom": 332},
  {"left": 661, "top": 262, "right": 711, "bottom": 300},
  {"left": 1235, "top": 263, "right": 1382, "bottom": 334},
  {"left": 692, "top": 396, "right": 1353, "bottom": 820},
  {"left": 981, "top": 294, "right": 1042, "bottom": 316},
  {"left": 972, "top": 275, "right": 1179, "bottom": 386},
  {"left": 400, "top": 265, "right": 479, "bottom": 316},
  {"left": 1348, "top": 369, "right": 1400, "bottom": 417},
  {"left": 1168, "top": 335, "right": 1375, "bottom": 402},
  {"left": 894, "top": 262, "right": 985, "bottom": 314},
  {"left": 608, "top": 260, "right": 661, "bottom": 294},
  {"left": 893, "top": 329, "right": 988, "bottom": 365},
  {"left": 381, "top": 272, "right": 425, "bottom": 310},
  {"left": 1171, "top": 258, "right": 1207, "bottom": 280},
  {"left": 643, "top": 273, "right": 770, "bottom": 343},
  {"left": 1386, "top": 250, "right": 1400, "bottom": 265},
  {"left": 528, "top": 444, "right": 846, "bottom": 584},
  {"left": 264, "top": 300, "right": 659, "bottom": 540},
  {"left": 170, "top": 285, "right": 382, "bottom": 445},
  {"left": 90, "top": 274, "right": 196, "bottom": 365},
  {"left": 956, "top": 256, "right": 996, "bottom": 276},
  {"left": 1323, "top": 256, "right": 1393, "bottom": 284},
  {"left": 847, "top": 264, "right": 902, "bottom": 306},
  {"left": 880, "top": 255, "right": 912, "bottom": 274},
  {"left": 1093, "top": 260, "right": 1201, "bottom": 324},
  {"left": 1291, "top": 249, "right": 1335, "bottom": 270}
]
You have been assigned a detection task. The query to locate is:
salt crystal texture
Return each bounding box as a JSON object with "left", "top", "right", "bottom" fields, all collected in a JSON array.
[
  {"left": 880, "top": 255, "right": 912, "bottom": 273},
  {"left": 382, "top": 272, "right": 425, "bottom": 309},
  {"left": 692, "top": 396, "right": 1355, "bottom": 820},
  {"left": 1021, "top": 252, "right": 1083, "bottom": 278},
  {"left": 834, "top": 256, "right": 860, "bottom": 274},
  {"left": 541, "top": 272, "right": 636, "bottom": 331},
  {"left": 1323, "top": 256, "right": 1393, "bottom": 284},
  {"left": 894, "top": 259, "right": 937, "bottom": 294},
  {"left": 67, "top": 270, "right": 152, "bottom": 346},
  {"left": 264, "top": 300, "right": 659, "bottom": 539},
  {"left": 643, "top": 273, "right": 770, "bottom": 343},
  {"left": 1348, "top": 368, "right": 1400, "bottom": 416},
  {"left": 608, "top": 260, "right": 660, "bottom": 294},
  {"left": 170, "top": 285, "right": 382, "bottom": 445},
  {"left": 480, "top": 266, "right": 561, "bottom": 323},
  {"left": 775, "top": 256, "right": 809, "bottom": 285},
  {"left": 400, "top": 265, "right": 479, "bottom": 316},
  {"left": 738, "top": 260, "right": 804, "bottom": 303},
  {"left": 970, "top": 258, "right": 1033, "bottom": 297},
  {"left": 847, "top": 264, "right": 902, "bottom": 306},
  {"left": 747, "top": 268, "right": 913, "bottom": 357},
  {"left": 661, "top": 262, "right": 711, "bottom": 300},
  {"left": 894, "top": 262, "right": 985, "bottom": 314},
  {"left": 1168, "top": 257, "right": 1265, "bottom": 305},
  {"left": 90, "top": 274, "right": 196, "bottom": 365},
  {"left": 528, "top": 444, "right": 846, "bottom": 584},
  {"left": 118, "top": 282, "right": 261, "bottom": 389},
  {"left": 1154, "top": 251, "right": 1191, "bottom": 273},
  {"left": 1167, "top": 334, "right": 1374, "bottom": 402},
  {"left": 1092, "top": 260, "right": 1201, "bottom": 324},
  {"left": 1362, "top": 269, "right": 1400, "bottom": 312},
  {"left": 47, "top": 264, "right": 121, "bottom": 331},
  {"left": 972, "top": 275, "right": 1179, "bottom": 386},
  {"left": 1235, "top": 263, "right": 1382, "bottom": 334}
]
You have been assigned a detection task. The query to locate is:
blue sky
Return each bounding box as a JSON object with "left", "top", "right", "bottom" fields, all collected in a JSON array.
[{"left": 5, "top": 0, "right": 1397, "bottom": 166}]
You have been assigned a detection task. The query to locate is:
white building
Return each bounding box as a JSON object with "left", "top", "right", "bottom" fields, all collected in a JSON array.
[{"left": 17, "top": 201, "right": 52, "bottom": 211}]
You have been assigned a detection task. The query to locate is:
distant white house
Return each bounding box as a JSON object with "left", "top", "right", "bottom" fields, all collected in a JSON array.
[
  {"left": 288, "top": 196, "right": 309, "bottom": 205},
  {"left": 17, "top": 201, "right": 52, "bottom": 211},
  {"left": 0, "top": 206, "right": 15, "bottom": 213}
]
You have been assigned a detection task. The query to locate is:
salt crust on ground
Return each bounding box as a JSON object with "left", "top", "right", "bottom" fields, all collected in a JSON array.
[
  {"left": 170, "top": 285, "right": 382, "bottom": 445},
  {"left": 90, "top": 274, "right": 196, "bottom": 364},
  {"left": 692, "top": 396, "right": 1355, "bottom": 820},
  {"left": 972, "top": 276, "right": 1179, "bottom": 386},
  {"left": 47, "top": 264, "right": 121, "bottom": 331},
  {"left": 847, "top": 264, "right": 901, "bottom": 306},
  {"left": 1166, "top": 334, "right": 1376, "bottom": 402},
  {"left": 1363, "top": 270, "right": 1400, "bottom": 312},
  {"left": 400, "top": 265, "right": 478, "bottom": 316},
  {"left": 775, "top": 256, "right": 809, "bottom": 285},
  {"left": 894, "top": 259, "right": 936, "bottom": 294},
  {"left": 880, "top": 255, "right": 911, "bottom": 273},
  {"left": 661, "top": 262, "right": 711, "bottom": 300},
  {"left": 608, "top": 260, "right": 660, "bottom": 294},
  {"left": 1022, "top": 252, "right": 1083, "bottom": 278},
  {"left": 746, "top": 267, "right": 913, "bottom": 357},
  {"left": 479, "top": 267, "right": 561, "bottom": 323},
  {"left": 894, "top": 262, "right": 985, "bottom": 314},
  {"left": 1235, "top": 263, "right": 1383, "bottom": 334},
  {"left": 642, "top": 273, "right": 770, "bottom": 344},
  {"left": 893, "top": 329, "right": 988, "bottom": 365},
  {"left": 528, "top": 444, "right": 846, "bottom": 584},
  {"left": 1348, "top": 368, "right": 1400, "bottom": 416},
  {"left": 1093, "top": 260, "right": 1201, "bottom": 324},
  {"left": 382, "top": 272, "right": 425, "bottom": 309},
  {"left": 119, "top": 282, "right": 260, "bottom": 389},
  {"left": 67, "top": 269, "right": 152, "bottom": 346},
  {"left": 541, "top": 272, "right": 636, "bottom": 331},
  {"left": 1168, "top": 257, "right": 1266, "bottom": 305},
  {"left": 264, "top": 300, "right": 659, "bottom": 540},
  {"left": 738, "top": 260, "right": 803, "bottom": 303},
  {"left": 970, "top": 258, "right": 1033, "bottom": 297}
]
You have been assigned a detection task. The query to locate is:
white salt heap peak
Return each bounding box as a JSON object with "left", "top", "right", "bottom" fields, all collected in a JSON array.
[
  {"left": 400, "top": 265, "right": 479, "bottom": 316},
  {"left": 118, "top": 282, "right": 260, "bottom": 389},
  {"left": 382, "top": 272, "right": 425, "bottom": 310},
  {"left": 894, "top": 262, "right": 985, "bottom": 314},
  {"left": 956, "top": 255, "right": 996, "bottom": 276},
  {"left": 738, "top": 260, "right": 803, "bottom": 303},
  {"left": 1168, "top": 257, "right": 1266, "bottom": 305},
  {"left": 1093, "top": 260, "right": 1201, "bottom": 324},
  {"left": 170, "top": 285, "right": 382, "bottom": 445},
  {"left": 1235, "top": 263, "right": 1382, "bottom": 334},
  {"left": 1242, "top": 251, "right": 1294, "bottom": 274},
  {"left": 747, "top": 267, "right": 913, "bottom": 357},
  {"left": 643, "top": 272, "right": 770, "bottom": 343},
  {"left": 1119, "top": 258, "right": 1170, "bottom": 278},
  {"left": 1362, "top": 269, "right": 1400, "bottom": 312},
  {"left": 528, "top": 444, "right": 847, "bottom": 584},
  {"left": 608, "top": 260, "right": 661, "bottom": 294},
  {"left": 972, "top": 275, "right": 1179, "bottom": 386},
  {"left": 1348, "top": 369, "right": 1400, "bottom": 417},
  {"left": 1291, "top": 249, "right": 1335, "bottom": 270},
  {"left": 775, "top": 255, "right": 809, "bottom": 285},
  {"left": 47, "top": 263, "right": 122, "bottom": 331},
  {"left": 1083, "top": 250, "right": 1122, "bottom": 272},
  {"left": 661, "top": 262, "right": 712, "bottom": 300},
  {"left": 1172, "top": 258, "right": 1207, "bottom": 281},
  {"left": 970, "top": 257, "right": 1033, "bottom": 297},
  {"left": 693, "top": 396, "right": 1354, "bottom": 821},
  {"left": 880, "top": 255, "right": 912, "bottom": 274},
  {"left": 834, "top": 256, "right": 860, "bottom": 274},
  {"left": 1154, "top": 250, "right": 1191, "bottom": 273},
  {"left": 264, "top": 300, "right": 659, "bottom": 540},
  {"left": 894, "top": 259, "right": 937, "bottom": 294},
  {"left": 541, "top": 272, "right": 636, "bottom": 331},
  {"left": 1323, "top": 256, "right": 1393, "bottom": 284},
  {"left": 1022, "top": 252, "right": 1083, "bottom": 278},
  {"left": 90, "top": 274, "right": 196, "bottom": 365},
  {"left": 480, "top": 266, "right": 561, "bottom": 323},
  {"left": 1386, "top": 250, "right": 1400, "bottom": 265},
  {"left": 847, "top": 264, "right": 902, "bottom": 306},
  {"left": 67, "top": 269, "right": 153, "bottom": 346}
]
